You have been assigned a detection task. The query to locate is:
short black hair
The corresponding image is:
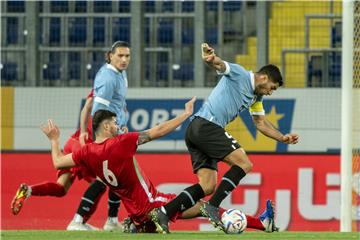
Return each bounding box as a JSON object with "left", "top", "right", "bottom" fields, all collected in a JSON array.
[
  {"left": 92, "top": 110, "right": 117, "bottom": 133},
  {"left": 257, "top": 64, "right": 283, "bottom": 87}
]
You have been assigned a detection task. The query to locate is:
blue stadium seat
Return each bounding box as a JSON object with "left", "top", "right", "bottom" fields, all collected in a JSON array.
[
  {"left": 145, "top": 1, "right": 155, "bottom": 13},
  {"left": 174, "top": 63, "right": 194, "bottom": 81},
  {"left": 49, "top": 18, "right": 61, "bottom": 44},
  {"left": 205, "top": 27, "right": 218, "bottom": 45},
  {"left": 93, "top": 1, "right": 112, "bottom": 12},
  {"left": 69, "top": 18, "right": 87, "bottom": 45},
  {"left": 69, "top": 62, "right": 80, "bottom": 80},
  {"left": 181, "top": 24, "right": 194, "bottom": 45},
  {"left": 6, "top": 0, "right": 25, "bottom": 12},
  {"left": 93, "top": 18, "right": 105, "bottom": 44},
  {"left": 158, "top": 20, "right": 174, "bottom": 44},
  {"left": 88, "top": 62, "right": 103, "bottom": 80},
  {"left": 43, "top": 62, "right": 61, "bottom": 80},
  {"left": 162, "top": 1, "right": 173, "bottom": 12},
  {"left": 1, "top": 63, "right": 18, "bottom": 81},
  {"left": 6, "top": 18, "right": 18, "bottom": 44},
  {"left": 224, "top": 1, "right": 242, "bottom": 11},
  {"left": 182, "top": 1, "right": 194, "bottom": 12},
  {"left": 113, "top": 18, "right": 130, "bottom": 43}
]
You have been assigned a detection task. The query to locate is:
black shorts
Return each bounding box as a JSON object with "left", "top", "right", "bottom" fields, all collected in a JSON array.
[{"left": 185, "top": 117, "right": 241, "bottom": 173}]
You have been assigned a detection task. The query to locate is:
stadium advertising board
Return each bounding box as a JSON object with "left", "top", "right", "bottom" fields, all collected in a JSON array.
[
  {"left": 3, "top": 87, "right": 354, "bottom": 153},
  {"left": 3, "top": 153, "right": 357, "bottom": 231}
]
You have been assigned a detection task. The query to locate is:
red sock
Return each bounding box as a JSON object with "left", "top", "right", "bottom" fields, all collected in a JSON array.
[
  {"left": 31, "top": 182, "right": 66, "bottom": 197},
  {"left": 246, "top": 215, "right": 265, "bottom": 230},
  {"left": 220, "top": 207, "right": 265, "bottom": 231}
]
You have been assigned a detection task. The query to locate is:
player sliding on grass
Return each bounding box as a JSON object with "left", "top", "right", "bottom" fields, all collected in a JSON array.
[
  {"left": 41, "top": 98, "right": 277, "bottom": 234},
  {"left": 150, "top": 43, "right": 299, "bottom": 233},
  {"left": 11, "top": 90, "right": 121, "bottom": 231}
]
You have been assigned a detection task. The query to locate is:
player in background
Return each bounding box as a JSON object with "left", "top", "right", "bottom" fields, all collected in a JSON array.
[
  {"left": 41, "top": 99, "right": 277, "bottom": 234},
  {"left": 150, "top": 43, "right": 299, "bottom": 233},
  {"left": 67, "top": 40, "right": 131, "bottom": 231}
]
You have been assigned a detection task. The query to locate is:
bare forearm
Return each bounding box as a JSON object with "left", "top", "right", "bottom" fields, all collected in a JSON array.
[
  {"left": 149, "top": 113, "right": 190, "bottom": 139},
  {"left": 205, "top": 55, "right": 227, "bottom": 72},
  {"left": 256, "top": 119, "right": 283, "bottom": 142},
  {"left": 50, "top": 140, "right": 64, "bottom": 169}
]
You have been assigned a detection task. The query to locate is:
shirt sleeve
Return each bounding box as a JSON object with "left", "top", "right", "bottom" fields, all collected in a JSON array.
[
  {"left": 216, "top": 61, "right": 231, "bottom": 75},
  {"left": 117, "top": 132, "right": 139, "bottom": 156},
  {"left": 72, "top": 146, "right": 85, "bottom": 166},
  {"left": 249, "top": 96, "right": 265, "bottom": 115},
  {"left": 93, "top": 71, "right": 116, "bottom": 108}
]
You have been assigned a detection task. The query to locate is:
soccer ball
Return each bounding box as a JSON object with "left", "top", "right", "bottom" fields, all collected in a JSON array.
[{"left": 221, "top": 209, "right": 247, "bottom": 234}]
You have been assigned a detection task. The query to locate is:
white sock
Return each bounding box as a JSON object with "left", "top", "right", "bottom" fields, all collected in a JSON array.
[
  {"left": 73, "top": 213, "right": 84, "bottom": 223},
  {"left": 108, "top": 217, "right": 118, "bottom": 223},
  {"left": 160, "top": 206, "right": 167, "bottom": 215},
  {"left": 27, "top": 186, "right": 32, "bottom": 198}
]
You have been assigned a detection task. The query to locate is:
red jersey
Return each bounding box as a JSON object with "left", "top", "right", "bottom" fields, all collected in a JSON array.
[{"left": 72, "top": 132, "right": 168, "bottom": 222}]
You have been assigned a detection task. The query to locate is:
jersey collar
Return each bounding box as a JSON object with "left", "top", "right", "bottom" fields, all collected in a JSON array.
[{"left": 106, "top": 63, "right": 120, "bottom": 73}]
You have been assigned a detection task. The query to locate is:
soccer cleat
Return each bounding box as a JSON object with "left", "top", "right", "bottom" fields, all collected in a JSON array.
[
  {"left": 103, "top": 217, "right": 123, "bottom": 231},
  {"left": 11, "top": 183, "right": 30, "bottom": 215},
  {"left": 66, "top": 220, "right": 99, "bottom": 231},
  {"left": 149, "top": 208, "right": 170, "bottom": 234},
  {"left": 200, "top": 202, "right": 225, "bottom": 232},
  {"left": 122, "top": 217, "right": 138, "bottom": 233},
  {"left": 259, "top": 199, "right": 279, "bottom": 233}
]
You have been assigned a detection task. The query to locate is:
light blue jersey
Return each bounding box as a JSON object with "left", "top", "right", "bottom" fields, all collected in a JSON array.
[
  {"left": 92, "top": 63, "right": 129, "bottom": 127},
  {"left": 194, "top": 61, "right": 264, "bottom": 128}
]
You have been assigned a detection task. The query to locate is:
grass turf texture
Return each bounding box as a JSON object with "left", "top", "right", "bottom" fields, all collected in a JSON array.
[{"left": 1, "top": 231, "right": 359, "bottom": 240}]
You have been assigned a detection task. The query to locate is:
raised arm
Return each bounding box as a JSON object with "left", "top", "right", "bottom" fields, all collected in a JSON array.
[
  {"left": 41, "top": 119, "right": 77, "bottom": 169},
  {"left": 201, "top": 43, "right": 227, "bottom": 73},
  {"left": 252, "top": 115, "right": 299, "bottom": 144},
  {"left": 137, "top": 97, "right": 196, "bottom": 145},
  {"left": 79, "top": 96, "right": 93, "bottom": 146}
]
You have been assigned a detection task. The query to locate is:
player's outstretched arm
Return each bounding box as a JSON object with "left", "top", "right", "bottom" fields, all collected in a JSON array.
[
  {"left": 41, "top": 119, "right": 77, "bottom": 169},
  {"left": 252, "top": 115, "right": 299, "bottom": 144},
  {"left": 201, "top": 43, "right": 227, "bottom": 73},
  {"left": 137, "top": 97, "right": 196, "bottom": 145},
  {"left": 79, "top": 96, "right": 93, "bottom": 146}
]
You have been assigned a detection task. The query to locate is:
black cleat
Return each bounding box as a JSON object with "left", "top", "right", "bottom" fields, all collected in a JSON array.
[
  {"left": 122, "top": 217, "right": 137, "bottom": 233},
  {"left": 149, "top": 208, "right": 170, "bottom": 234},
  {"left": 200, "top": 202, "right": 225, "bottom": 231}
]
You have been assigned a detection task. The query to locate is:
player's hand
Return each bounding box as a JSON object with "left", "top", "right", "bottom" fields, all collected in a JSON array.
[
  {"left": 281, "top": 133, "right": 299, "bottom": 144},
  {"left": 79, "top": 131, "right": 88, "bottom": 146},
  {"left": 201, "top": 43, "right": 215, "bottom": 62},
  {"left": 184, "top": 96, "right": 196, "bottom": 117},
  {"left": 41, "top": 119, "right": 60, "bottom": 141},
  {"left": 121, "top": 126, "right": 129, "bottom": 134}
]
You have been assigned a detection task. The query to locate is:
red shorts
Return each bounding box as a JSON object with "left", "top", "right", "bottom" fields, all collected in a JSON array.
[
  {"left": 129, "top": 192, "right": 181, "bottom": 233},
  {"left": 56, "top": 137, "right": 95, "bottom": 183}
]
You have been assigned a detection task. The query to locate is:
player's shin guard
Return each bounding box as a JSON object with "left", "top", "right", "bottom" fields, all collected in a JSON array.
[
  {"left": 163, "top": 183, "right": 205, "bottom": 218},
  {"left": 77, "top": 180, "right": 106, "bottom": 223},
  {"left": 209, "top": 165, "right": 246, "bottom": 207},
  {"left": 31, "top": 182, "right": 66, "bottom": 197},
  {"left": 108, "top": 190, "right": 120, "bottom": 218}
]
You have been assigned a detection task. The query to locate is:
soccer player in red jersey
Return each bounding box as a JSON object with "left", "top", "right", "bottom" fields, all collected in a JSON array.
[
  {"left": 41, "top": 97, "right": 276, "bottom": 233},
  {"left": 11, "top": 90, "right": 120, "bottom": 230}
]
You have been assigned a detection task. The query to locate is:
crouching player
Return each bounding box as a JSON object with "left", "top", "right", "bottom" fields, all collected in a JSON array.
[
  {"left": 41, "top": 97, "right": 278, "bottom": 234},
  {"left": 11, "top": 90, "right": 121, "bottom": 231}
]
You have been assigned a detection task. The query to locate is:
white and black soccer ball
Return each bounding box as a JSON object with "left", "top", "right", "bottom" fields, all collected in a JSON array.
[{"left": 221, "top": 209, "right": 247, "bottom": 234}]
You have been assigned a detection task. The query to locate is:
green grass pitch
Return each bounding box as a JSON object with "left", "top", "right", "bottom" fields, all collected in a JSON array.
[{"left": 1, "top": 231, "right": 359, "bottom": 240}]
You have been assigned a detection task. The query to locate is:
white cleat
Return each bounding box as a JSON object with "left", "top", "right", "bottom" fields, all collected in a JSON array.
[
  {"left": 103, "top": 218, "right": 123, "bottom": 231},
  {"left": 66, "top": 220, "right": 99, "bottom": 231}
]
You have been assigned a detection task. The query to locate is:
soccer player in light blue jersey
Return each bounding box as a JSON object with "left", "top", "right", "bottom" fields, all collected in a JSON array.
[
  {"left": 92, "top": 41, "right": 130, "bottom": 133},
  {"left": 151, "top": 43, "right": 299, "bottom": 234},
  {"left": 67, "top": 41, "right": 131, "bottom": 232}
]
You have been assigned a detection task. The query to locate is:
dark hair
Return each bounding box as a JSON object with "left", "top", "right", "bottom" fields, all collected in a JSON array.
[
  {"left": 257, "top": 64, "right": 283, "bottom": 87},
  {"left": 92, "top": 110, "right": 117, "bottom": 133},
  {"left": 105, "top": 41, "right": 130, "bottom": 63}
]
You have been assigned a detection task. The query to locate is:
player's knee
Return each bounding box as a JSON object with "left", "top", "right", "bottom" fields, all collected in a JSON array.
[{"left": 201, "top": 182, "right": 216, "bottom": 196}]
